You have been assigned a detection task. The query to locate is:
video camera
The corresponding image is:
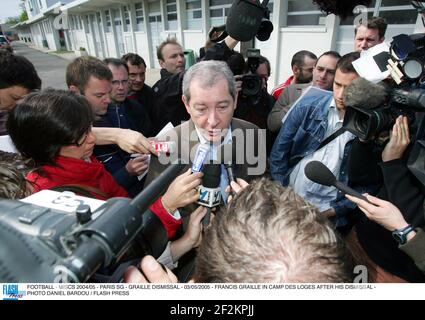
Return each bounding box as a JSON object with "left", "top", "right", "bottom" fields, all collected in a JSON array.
[
  {"left": 343, "top": 33, "right": 425, "bottom": 141},
  {"left": 241, "top": 49, "right": 263, "bottom": 99},
  {"left": 0, "top": 162, "right": 186, "bottom": 283}
]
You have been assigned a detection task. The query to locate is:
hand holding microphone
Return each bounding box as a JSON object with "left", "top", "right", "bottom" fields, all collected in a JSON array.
[
  {"left": 161, "top": 169, "right": 203, "bottom": 213},
  {"left": 225, "top": 178, "right": 249, "bottom": 203},
  {"left": 304, "top": 160, "right": 371, "bottom": 203}
]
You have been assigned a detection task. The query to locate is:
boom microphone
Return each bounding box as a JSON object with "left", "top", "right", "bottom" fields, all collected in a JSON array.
[
  {"left": 226, "top": 0, "right": 270, "bottom": 42},
  {"left": 343, "top": 77, "right": 389, "bottom": 109},
  {"left": 304, "top": 160, "right": 370, "bottom": 202}
]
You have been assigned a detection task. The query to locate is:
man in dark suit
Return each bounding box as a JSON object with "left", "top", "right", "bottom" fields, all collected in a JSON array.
[
  {"left": 144, "top": 60, "right": 267, "bottom": 195},
  {"left": 144, "top": 60, "right": 266, "bottom": 281}
]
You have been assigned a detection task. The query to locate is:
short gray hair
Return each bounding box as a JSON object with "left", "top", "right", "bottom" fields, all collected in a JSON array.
[
  {"left": 182, "top": 60, "right": 236, "bottom": 103},
  {"left": 194, "top": 178, "right": 354, "bottom": 283}
]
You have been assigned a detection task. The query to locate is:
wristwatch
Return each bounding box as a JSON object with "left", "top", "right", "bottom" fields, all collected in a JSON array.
[{"left": 392, "top": 224, "right": 415, "bottom": 245}]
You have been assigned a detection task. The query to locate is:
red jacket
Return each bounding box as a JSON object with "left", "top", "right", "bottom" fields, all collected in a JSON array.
[
  {"left": 27, "top": 156, "right": 128, "bottom": 200},
  {"left": 271, "top": 75, "right": 294, "bottom": 100},
  {"left": 27, "top": 155, "right": 181, "bottom": 238}
]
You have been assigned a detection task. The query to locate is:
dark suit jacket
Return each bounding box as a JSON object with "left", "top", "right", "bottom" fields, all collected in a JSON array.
[
  {"left": 144, "top": 117, "right": 267, "bottom": 224},
  {"left": 144, "top": 117, "right": 266, "bottom": 189}
]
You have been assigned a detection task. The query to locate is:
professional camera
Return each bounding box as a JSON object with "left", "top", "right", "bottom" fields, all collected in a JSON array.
[
  {"left": 0, "top": 163, "right": 185, "bottom": 283},
  {"left": 241, "top": 49, "right": 263, "bottom": 98},
  {"left": 343, "top": 33, "right": 425, "bottom": 141}
]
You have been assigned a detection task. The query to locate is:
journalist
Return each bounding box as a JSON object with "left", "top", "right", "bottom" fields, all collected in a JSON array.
[{"left": 346, "top": 115, "right": 425, "bottom": 282}]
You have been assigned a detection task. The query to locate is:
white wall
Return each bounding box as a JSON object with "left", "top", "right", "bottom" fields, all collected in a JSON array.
[
  {"left": 124, "top": 33, "right": 134, "bottom": 54},
  {"left": 273, "top": 15, "right": 338, "bottom": 87},
  {"left": 105, "top": 33, "right": 117, "bottom": 58},
  {"left": 134, "top": 32, "right": 151, "bottom": 66}
]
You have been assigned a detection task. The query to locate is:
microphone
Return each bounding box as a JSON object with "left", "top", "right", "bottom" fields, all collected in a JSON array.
[
  {"left": 226, "top": 0, "right": 270, "bottom": 42},
  {"left": 219, "top": 142, "right": 237, "bottom": 183},
  {"left": 343, "top": 77, "right": 389, "bottom": 109},
  {"left": 197, "top": 164, "right": 222, "bottom": 226},
  {"left": 304, "top": 160, "right": 370, "bottom": 202}
]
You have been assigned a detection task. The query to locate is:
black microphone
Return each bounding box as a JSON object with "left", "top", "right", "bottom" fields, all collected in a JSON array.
[
  {"left": 197, "top": 164, "right": 222, "bottom": 226},
  {"left": 226, "top": 0, "right": 270, "bottom": 42},
  {"left": 220, "top": 142, "right": 237, "bottom": 183},
  {"left": 304, "top": 160, "right": 370, "bottom": 202}
]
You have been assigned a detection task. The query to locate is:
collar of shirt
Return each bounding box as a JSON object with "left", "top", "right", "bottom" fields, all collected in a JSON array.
[{"left": 329, "top": 99, "right": 344, "bottom": 122}]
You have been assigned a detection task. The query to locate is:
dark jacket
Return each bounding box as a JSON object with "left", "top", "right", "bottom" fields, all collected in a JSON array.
[
  {"left": 348, "top": 138, "right": 425, "bottom": 282},
  {"left": 93, "top": 99, "right": 152, "bottom": 197},
  {"left": 127, "top": 84, "right": 156, "bottom": 132},
  {"left": 152, "top": 42, "right": 236, "bottom": 135}
]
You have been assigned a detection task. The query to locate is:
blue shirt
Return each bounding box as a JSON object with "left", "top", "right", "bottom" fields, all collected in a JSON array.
[{"left": 269, "top": 93, "right": 357, "bottom": 227}]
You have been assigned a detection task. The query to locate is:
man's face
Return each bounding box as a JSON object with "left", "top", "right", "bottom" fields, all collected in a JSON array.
[
  {"left": 183, "top": 77, "right": 236, "bottom": 143},
  {"left": 312, "top": 55, "right": 338, "bottom": 90},
  {"left": 83, "top": 76, "right": 112, "bottom": 116},
  {"left": 127, "top": 63, "right": 146, "bottom": 92},
  {"left": 159, "top": 43, "right": 185, "bottom": 74},
  {"left": 256, "top": 63, "right": 269, "bottom": 89},
  {"left": 109, "top": 65, "right": 129, "bottom": 103},
  {"left": 354, "top": 25, "right": 383, "bottom": 52},
  {"left": 294, "top": 56, "right": 316, "bottom": 84},
  {"left": 0, "top": 86, "right": 29, "bottom": 111},
  {"left": 333, "top": 69, "right": 359, "bottom": 113}
]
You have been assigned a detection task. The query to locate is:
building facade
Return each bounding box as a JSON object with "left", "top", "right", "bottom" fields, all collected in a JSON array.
[{"left": 16, "top": 0, "right": 423, "bottom": 88}]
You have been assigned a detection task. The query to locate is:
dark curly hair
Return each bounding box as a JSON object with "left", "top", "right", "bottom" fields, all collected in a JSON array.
[
  {"left": 0, "top": 50, "right": 41, "bottom": 91},
  {"left": 313, "top": 0, "right": 373, "bottom": 19},
  {"left": 7, "top": 89, "right": 93, "bottom": 167}
]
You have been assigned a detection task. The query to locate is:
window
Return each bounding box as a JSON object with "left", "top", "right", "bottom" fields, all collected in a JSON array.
[
  {"left": 186, "top": 0, "right": 202, "bottom": 30},
  {"left": 123, "top": 6, "right": 131, "bottom": 32},
  {"left": 166, "top": 0, "right": 178, "bottom": 30},
  {"left": 112, "top": 9, "right": 122, "bottom": 27},
  {"left": 379, "top": 0, "right": 418, "bottom": 24},
  {"left": 134, "top": 2, "right": 145, "bottom": 32},
  {"left": 286, "top": 0, "right": 326, "bottom": 26},
  {"left": 105, "top": 10, "right": 112, "bottom": 33},
  {"left": 209, "top": 0, "right": 232, "bottom": 27},
  {"left": 340, "top": 0, "right": 417, "bottom": 25}
]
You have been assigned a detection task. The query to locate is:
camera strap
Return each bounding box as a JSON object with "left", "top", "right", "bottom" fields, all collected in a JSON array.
[
  {"left": 316, "top": 127, "right": 347, "bottom": 151},
  {"left": 289, "top": 127, "right": 347, "bottom": 169}
]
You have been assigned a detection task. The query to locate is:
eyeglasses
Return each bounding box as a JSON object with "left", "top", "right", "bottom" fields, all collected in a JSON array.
[
  {"left": 111, "top": 79, "right": 129, "bottom": 87},
  {"left": 74, "top": 126, "right": 92, "bottom": 147}
]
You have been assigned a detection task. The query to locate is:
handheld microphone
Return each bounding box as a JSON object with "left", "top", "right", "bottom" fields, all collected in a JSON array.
[
  {"left": 220, "top": 142, "right": 237, "bottom": 183},
  {"left": 197, "top": 164, "right": 222, "bottom": 226},
  {"left": 304, "top": 160, "right": 370, "bottom": 202}
]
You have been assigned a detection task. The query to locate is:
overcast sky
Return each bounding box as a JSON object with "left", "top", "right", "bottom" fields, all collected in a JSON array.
[{"left": 0, "top": 0, "right": 22, "bottom": 22}]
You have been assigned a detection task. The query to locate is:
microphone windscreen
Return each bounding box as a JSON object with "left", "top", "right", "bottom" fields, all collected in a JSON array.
[
  {"left": 226, "top": 0, "right": 265, "bottom": 42},
  {"left": 304, "top": 161, "right": 336, "bottom": 187},
  {"left": 343, "top": 77, "right": 388, "bottom": 109},
  {"left": 202, "top": 164, "right": 221, "bottom": 188}
]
